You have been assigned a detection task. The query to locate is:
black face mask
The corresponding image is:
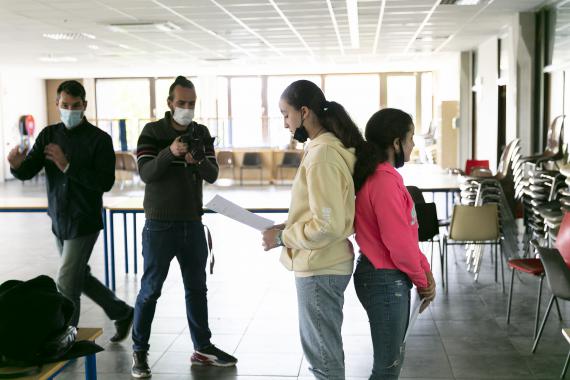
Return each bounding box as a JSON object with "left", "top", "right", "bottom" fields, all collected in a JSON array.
[
  {"left": 395, "top": 141, "right": 405, "bottom": 168},
  {"left": 293, "top": 118, "right": 309, "bottom": 143}
]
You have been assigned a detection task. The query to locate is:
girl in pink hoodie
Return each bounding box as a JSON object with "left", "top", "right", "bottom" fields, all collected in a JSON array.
[{"left": 353, "top": 108, "right": 436, "bottom": 380}]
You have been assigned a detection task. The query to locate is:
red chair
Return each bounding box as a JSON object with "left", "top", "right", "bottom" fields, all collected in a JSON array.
[
  {"left": 465, "top": 159, "right": 490, "bottom": 176},
  {"left": 506, "top": 212, "right": 570, "bottom": 337}
]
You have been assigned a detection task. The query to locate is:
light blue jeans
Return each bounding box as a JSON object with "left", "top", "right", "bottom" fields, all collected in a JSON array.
[
  {"left": 353, "top": 255, "right": 412, "bottom": 380},
  {"left": 295, "top": 274, "right": 351, "bottom": 380}
]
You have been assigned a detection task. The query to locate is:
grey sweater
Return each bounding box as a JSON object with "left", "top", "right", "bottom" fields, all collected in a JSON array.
[{"left": 136, "top": 112, "right": 218, "bottom": 220}]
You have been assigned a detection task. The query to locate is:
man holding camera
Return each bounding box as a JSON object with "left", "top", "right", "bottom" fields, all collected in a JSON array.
[{"left": 131, "top": 76, "right": 237, "bottom": 378}]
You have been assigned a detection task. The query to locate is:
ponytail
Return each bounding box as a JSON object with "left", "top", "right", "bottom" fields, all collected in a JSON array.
[
  {"left": 320, "top": 101, "right": 364, "bottom": 150},
  {"left": 280, "top": 79, "right": 365, "bottom": 149},
  {"left": 353, "top": 142, "right": 383, "bottom": 192},
  {"left": 353, "top": 108, "right": 414, "bottom": 192}
]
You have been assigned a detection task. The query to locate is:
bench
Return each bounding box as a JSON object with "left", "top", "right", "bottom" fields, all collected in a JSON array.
[{"left": 0, "top": 327, "right": 102, "bottom": 380}]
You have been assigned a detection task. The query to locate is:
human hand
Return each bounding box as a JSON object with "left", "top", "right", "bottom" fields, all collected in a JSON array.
[
  {"left": 418, "top": 271, "right": 436, "bottom": 313},
  {"left": 7, "top": 145, "right": 27, "bottom": 170},
  {"left": 170, "top": 137, "right": 188, "bottom": 157},
  {"left": 44, "top": 144, "right": 69, "bottom": 172},
  {"left": 262, "top": 228, "right": 282, "bottom": 251},
  {"left": 185, "top": 152, "right": 198, "bottom": 164},
  {"left": 273, "top": 223, "right": 286, "bottom": 230}
]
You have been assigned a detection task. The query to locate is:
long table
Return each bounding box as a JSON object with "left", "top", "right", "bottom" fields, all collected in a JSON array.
[
  {"left": 103, "top": 197, "right": 289, "bottom": 291},
  {"left": 1, "top": 165, "right": 462, "bottom": 292}
]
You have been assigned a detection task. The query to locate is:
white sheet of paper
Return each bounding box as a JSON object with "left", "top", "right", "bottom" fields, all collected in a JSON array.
[
  {"left": 404, "top": 287, "right": 426, "bottom": 343},
  {"left": 205, "top": 195, "right": 275, "bottom": 231}
]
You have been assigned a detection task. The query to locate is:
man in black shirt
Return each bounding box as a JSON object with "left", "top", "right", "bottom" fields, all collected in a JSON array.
[
  {"left": 7, "top": 80, "right": 133, "bottom": 341},
  {"left": 131, "top": 76, "right": 237, "bottom": 378}
]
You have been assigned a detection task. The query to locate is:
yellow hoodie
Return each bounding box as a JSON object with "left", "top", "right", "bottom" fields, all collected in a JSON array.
[{"left": 280, "top": 132, "right": 356, "bottom": 277}]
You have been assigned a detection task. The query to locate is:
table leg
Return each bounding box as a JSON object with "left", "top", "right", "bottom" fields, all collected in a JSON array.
[
  {"left": 110, "top": 211, "right": 116, "bottom": 292},
  {"left": 123, "top": 213, "right": 129, "bottom": 274},
  {"left": 133, "top": 212, "right": 138, "bottom": 274},
  {"left": 102, "top": 209, "right": 109, "bottom": 288},
  {"left": 85, "top": 354, "right": 97, "bottom": 380}
]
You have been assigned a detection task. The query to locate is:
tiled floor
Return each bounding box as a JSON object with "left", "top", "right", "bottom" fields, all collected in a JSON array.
[{"left": 1, "top": 180, "right": 569, "bottom": 379}]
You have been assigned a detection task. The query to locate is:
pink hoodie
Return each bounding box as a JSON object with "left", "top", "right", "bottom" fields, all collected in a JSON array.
[{"left": 354, "top": 162, "right": 430, "bottom": 288}]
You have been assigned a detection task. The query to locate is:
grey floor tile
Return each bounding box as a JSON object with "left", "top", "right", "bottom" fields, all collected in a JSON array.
[
  {"left": 441, "top": 335, "right": 517, "bottom": 355},
  {"left": 400, "top": 351, "right": 454, "bottom": 379},
  {"left": 231, "top": 353, "right": 303, "bottom": 377},
  {"left": 447, "top": 354, "right": 534, "bottom": 379}
]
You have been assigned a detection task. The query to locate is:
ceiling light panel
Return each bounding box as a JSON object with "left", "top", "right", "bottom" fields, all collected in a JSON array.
[{"left": 43, "top": 32, "right": 96, "bottom": 40}]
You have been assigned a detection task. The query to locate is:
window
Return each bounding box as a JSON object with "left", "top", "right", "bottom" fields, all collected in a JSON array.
[
  {"left": 95, "top": 78, "right": 151, "bottom": 151},
  {"left": 215, "top": 77, "right": 229, "bottom": 147},
  {"left": 421, "top": 72, "right": 433, "bottom": 134},
  {"left": 387, "top": 75, "right": 417, "bottom": 123},
  {"left": 154, "top": 78, "right": 175, "bottom": 119},
  {"left": 324, "top": 74, "right": 380, "bottom": 131},
  {"left": 230, "top": 77, "right": 263, "bottom": 147},
  {"left": 267, "top": 76, "right": 321, "bottom": 147}
]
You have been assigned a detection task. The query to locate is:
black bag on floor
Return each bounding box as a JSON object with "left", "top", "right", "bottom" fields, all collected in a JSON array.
[{"left": 0, "top": 275, "right": 103, "bottom": 376}]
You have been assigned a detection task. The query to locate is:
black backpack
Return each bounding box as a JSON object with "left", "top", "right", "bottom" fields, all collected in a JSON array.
[{"left": 0, "top": 275, "right": 103, "bottom": 376}]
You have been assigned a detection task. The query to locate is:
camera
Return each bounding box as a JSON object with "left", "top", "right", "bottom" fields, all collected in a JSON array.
[{"left": 179, "top": 125, "right": 215, "bottom": 162}]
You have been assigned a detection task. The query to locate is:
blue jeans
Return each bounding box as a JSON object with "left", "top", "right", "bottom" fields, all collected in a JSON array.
[
  {"left": 132, "top": 220, "right": 211, "bottom": 352},
  {"left": 55, "top": 232, "right": 132, "bottom": 326},
  {"left": 353, "top": 255, "right": 411, "bottom": 380},
  {"left": 296, "top": 274, "right": 351, "bottom": 380}
]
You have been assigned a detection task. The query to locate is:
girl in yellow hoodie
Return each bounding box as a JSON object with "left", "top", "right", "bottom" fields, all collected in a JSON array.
[{"left": 262, "top": 80, "right": 364, "bottom": 380}]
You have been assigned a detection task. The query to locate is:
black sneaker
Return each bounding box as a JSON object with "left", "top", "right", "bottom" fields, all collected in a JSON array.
[
  {"left": 131, "top": 351, "right": 151, "bottom": 378},
  {"left": 191, "top": 345, "right": 238, "bottom": 367},
  {"left": 110, "top": 307, "right": 134, "bottom": 343}
]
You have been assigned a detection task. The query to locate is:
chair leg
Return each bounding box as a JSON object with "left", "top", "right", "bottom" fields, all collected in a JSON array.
[
  {"left": 436, "top": 239, "right": 444, "bottom": 288},
  {"left": 500, "top": 241, "right": 505, "bottom": 294},
  {"left": 534, "top": 275, "right": 544, "bottom": 339},
  {"left": 555, "top": 297, "right": 564, "bottom": 321},
  {"left": 561, "top": 350, "right": 570, "bottom": 379},
  {"left": 532, "top": 295, "right": 555, "bottom": 353},
  {"left": 430, "top": 240, "right": 434, "bottom": 268},
  {"left": 442, "top": 240, "right": 449, "bottom": 292},
  {"left": 506, "top": 268, "right": 515, "bottom": 324},
  {"left": 491, "top": 243, "right": 499, "bottom": 283}
]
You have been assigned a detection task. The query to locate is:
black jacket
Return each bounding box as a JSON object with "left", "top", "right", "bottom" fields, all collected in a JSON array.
[{"left": 11, "top": 119, "right": 115, "bottom": 239}]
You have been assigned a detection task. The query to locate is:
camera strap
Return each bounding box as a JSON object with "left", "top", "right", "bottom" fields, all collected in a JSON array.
[{"left": 203, "top": 225, "right": 214, "bottom": 274}]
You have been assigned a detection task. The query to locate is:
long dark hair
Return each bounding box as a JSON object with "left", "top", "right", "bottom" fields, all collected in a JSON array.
[
  {"left": 353, "top": 108, "right": 414, "bottom": 192},
  {"left": 280, "top": 80, "right": 364, "bottom": 150}
]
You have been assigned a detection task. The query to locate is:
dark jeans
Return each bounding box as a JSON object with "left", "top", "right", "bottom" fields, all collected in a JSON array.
[
  {"left": 353, "top": 255, "right": 412, "bottom": 380},
  {"left": 55, "top": 232, "right": 132, "bottom": 326},
  {"left": 132, "top": 220, "right": 211, "bottom": 352}
]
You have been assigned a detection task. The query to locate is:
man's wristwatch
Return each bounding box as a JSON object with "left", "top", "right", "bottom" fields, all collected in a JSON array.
[{"left": 275, "top": 230, "right": 284, "bottom": 247}]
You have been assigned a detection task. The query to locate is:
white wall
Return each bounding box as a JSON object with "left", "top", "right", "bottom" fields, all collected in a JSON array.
[
  {"left": 476, "top": 37, "right": 499, "bottom": 170},
  {"left": 0, "top": 71, "right": 47, "bottom": 182}
]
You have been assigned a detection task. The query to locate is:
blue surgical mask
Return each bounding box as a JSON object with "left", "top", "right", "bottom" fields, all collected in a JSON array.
[{"left": 60, "top": 108, "right": 83, "bottom": 129}]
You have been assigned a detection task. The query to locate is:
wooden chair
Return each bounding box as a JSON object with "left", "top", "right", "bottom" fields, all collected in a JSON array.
[
  {"left": 217, "top": 150, "right": 235, "bottom": 180},
  {"left": 277, "top": 151, "right": 301, "bottom": 184},
  {"left": 240, "top": 152, "right": 263, "bottom": 185}
]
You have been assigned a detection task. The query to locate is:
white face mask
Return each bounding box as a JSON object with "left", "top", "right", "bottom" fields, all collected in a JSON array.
[
  {"left": 172, "top": 107, "right": 194, "bottom": 126},
  {"left": 60, "top": 108, "right": 84, "bottom": 129}
]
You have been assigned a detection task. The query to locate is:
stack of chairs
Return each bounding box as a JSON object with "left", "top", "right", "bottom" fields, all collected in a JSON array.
[{"left": 455, "top": 140, "right": 521, "bottom": 281}]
